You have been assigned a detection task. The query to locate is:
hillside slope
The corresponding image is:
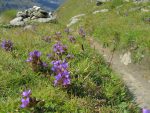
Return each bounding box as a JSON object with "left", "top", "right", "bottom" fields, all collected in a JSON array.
[
  {"left": 0, "top": 0, "right": 65, "bottom": 11},
  {"left": 0, "top": 0, "right": 150, "bottom": 112},
  {"left": 57, "top": 0, "right": 150, "bottom": 108},
  {"left": 57, "top": 0, "right": 150, "bottom": 75}
]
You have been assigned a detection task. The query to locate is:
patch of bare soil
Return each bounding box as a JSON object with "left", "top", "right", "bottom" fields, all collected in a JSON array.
[{"left": 89, "top": 38, "right": 150, "bottom": 109}]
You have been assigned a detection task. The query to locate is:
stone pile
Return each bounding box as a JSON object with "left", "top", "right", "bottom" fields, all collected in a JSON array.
[{"left": 10, "top": 6, "right": 56, "bottom": 26}]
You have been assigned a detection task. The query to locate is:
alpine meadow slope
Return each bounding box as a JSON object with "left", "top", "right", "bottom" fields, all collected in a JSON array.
[{"left": 0, "top": 0, "right": 150, "bottom": 112}]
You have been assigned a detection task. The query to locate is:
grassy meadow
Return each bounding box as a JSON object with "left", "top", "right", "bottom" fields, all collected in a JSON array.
[{"left": 1, "top": 0, "right": 149, "bottom": 112}]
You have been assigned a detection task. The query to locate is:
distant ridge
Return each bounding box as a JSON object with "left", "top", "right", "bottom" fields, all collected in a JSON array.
[{"left": 0, "top": 0, "right": 65, "bottom": 12}]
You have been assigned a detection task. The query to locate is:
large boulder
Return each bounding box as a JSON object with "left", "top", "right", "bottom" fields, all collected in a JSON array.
[
  {"left": 10, "top": 17, "right": 25, "bottom": 26},
  {"left": 10, "top": 6, "right": 56, "bottom": 26}
]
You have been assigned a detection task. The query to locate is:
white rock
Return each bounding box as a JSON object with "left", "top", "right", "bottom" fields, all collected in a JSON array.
[
  {"left": 97, "top": 0, "right": 111, "bottom": 2},
  {"left": 33, "top": 6, "right": 41, "bottom": 11},
  {"left": 133, "top": 0, "right": 150, "bottom": 3},
  {"left": 49, "top": 12, "right": 53, "bottom": 18},
  {"left": 141, "top": 8, "right": 149, "bottom": 12},
  {"left": 16, "top": 11, "right": 23, "bottom": 17},
  {"left": 120, "top": 51, "right": 132, "bottom": 66},
  {"left": 10, "top": 17, "right": 25, "bottom": 26},
  {"left": 23, "top": 18, "right": 30, "bottom": 22},
  {"left": 67, "top": 18, "right": 80, "bottom": 27},
  {"left": 93, "top": 9, "right": 109, "bottom": 14},
  {"left": 67, "top": 14, "right": 85, "bottom": 27},
  {"left": 71, "top": 14, "right": 85, "bottom": 20}
]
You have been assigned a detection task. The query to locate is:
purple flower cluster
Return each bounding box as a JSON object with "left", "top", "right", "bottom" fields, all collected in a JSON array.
[
  {"left": 26, "top": 50, "right": 48, "bottom": 71},
  {"left": 53, "top": 42, "right": 67, "bottom": 55},
  {"left": 21, "top": 90, "right": 31, "bottom": 108},
  {"left": 26, "top": 50, "right": 41, "bottom": 62},
  {"left": 68, "top": 35, "right": 76, "bottom": 43},
  {"left": 143, "top": 108, "right": 150, "bottom": 113},
  {"left": 51, "top": 60, "right": 70, "bottom": 86},
  {"left": 1, "top": 40, "right": 13, "bottom": 51},
  {"left": 66, "top": 54, "right": 74, "bottom": 59},
  {"left": 78, "top": 27, "right": 86, "bottom": 38}
]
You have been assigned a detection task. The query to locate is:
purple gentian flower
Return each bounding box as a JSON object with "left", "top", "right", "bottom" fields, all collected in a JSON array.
[
  {"left": 51, "top": 60, "right": 71, "bottom": 86},
  {"left": 51, "top": 60, "right": 68, "bottom": 73},
  {"left": 68, "top": 35, "right": 76, "bottom": 43},
  {"left": 78, "top": 27, "right": 86, "bottom": 38},
  {"left": 63, "top": 78, "right": 71, "bottom": 86},
  {"left": 66, "top": 54, "right": 74, "bottom": 59},
  {"left": 1, "top": 40, "right": 13, "bottom": 51},
  {"left": 26, "top": 50, "right": 41, "bottom": 62},
  {"left": 53, "top": 42, "right": 67, "bottom": 55},
  {"left": 21, "top": 97, "right": 30, "bottom": 108},
  {"left": 29, "top": 50, "right": 41, "bottom": 58},
  {"left": 61, "top": 60, "right": 68, "bottom": 69},
  {"left": 143, "top": 108, "right": 150, "bottom": 113},
  {"left": 22, "top": 90, "right": 31, "bottom": 97}
]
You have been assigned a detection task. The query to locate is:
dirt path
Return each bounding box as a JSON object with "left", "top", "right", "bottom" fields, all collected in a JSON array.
[{"left": 89, "top": 38, "right": 150, "bottom": 109}]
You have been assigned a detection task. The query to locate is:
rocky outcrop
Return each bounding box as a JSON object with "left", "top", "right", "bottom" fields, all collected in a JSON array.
[
  {"left": 10, "top": 17, "right": 25, "bottom": 26},
  {"left": 10, "top": 6, "right": 56, "bottom": 26}
]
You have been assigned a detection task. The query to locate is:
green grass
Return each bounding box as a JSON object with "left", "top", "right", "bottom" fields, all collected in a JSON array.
[
  {"left": 0, "top": 0, "right": 146, "bottom": 112},
  {"left": 0, "top": 9, "right": 17, "bottom": 24},
  {"left": 0, "top": 24, "right": 140, "bottom": 112},
  {"left": 58, "top": 0, "right": 150, "bottom": 63}
]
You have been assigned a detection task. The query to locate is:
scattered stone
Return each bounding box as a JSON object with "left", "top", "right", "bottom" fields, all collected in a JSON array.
[
  {"left": 67, "top": 18, "right": 80, "bottom": 27},
  {"left": 67, "top": 14, "right": 85, "bottom": 27},
  {"left": 96, "top": 0, "right": 111, "bottom": 2},
  {"left": 141, "top": 8, "right": 149, "bottom": 12},
  {"left": 133, "top": 0, "right": 150, "bottom": 3},
  {"left": 120, "top": 51, "right": 132, "bottom": 66},
  {"left": 71, "top": 14, "right": 86, "bottom": 20},
  {"left": 10, "top": 6, "right": 56, "bottom": 26},
  {"left": 93, "top": 9, "right": 109, "bottom": 14},
  {"left": 144, "top": 17, "right": 150, "bottom": 23},
  {"left": 10, "top": 17, "right": 25, "bottom": 26},
  {"left": 129, "top": 7, "right": 142, "bottom": 12}
]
